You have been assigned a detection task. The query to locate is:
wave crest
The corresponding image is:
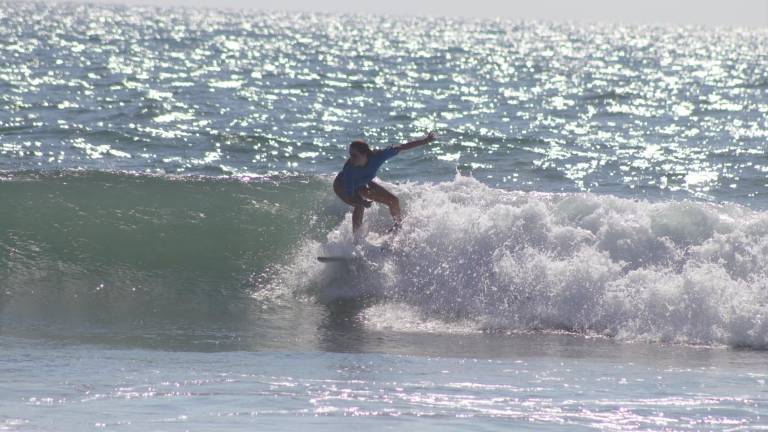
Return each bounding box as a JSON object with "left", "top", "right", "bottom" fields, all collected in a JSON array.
[{"left": 289, "top": 175, "right": 768, "bottom": 349}]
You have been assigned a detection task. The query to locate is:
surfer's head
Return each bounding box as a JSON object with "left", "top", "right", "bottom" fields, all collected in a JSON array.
[{"left": 349, "top": 140, "right": 371, "bottom": 166}]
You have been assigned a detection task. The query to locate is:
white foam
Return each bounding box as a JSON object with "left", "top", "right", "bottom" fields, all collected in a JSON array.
[
  {"left": 362, "top": 303, "right": 479, "bottom": 334},
  {"left": 278, "top": 175, "right": 768, "bottom": 349}
]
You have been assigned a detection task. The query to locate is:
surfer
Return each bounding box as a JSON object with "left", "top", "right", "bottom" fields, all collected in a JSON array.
[{"left": 334, "top": 132, "right": 436, "bottom": 236}]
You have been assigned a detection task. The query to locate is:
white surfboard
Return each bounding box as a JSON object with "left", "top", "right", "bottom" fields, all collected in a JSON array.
[
  {"left": 317, "top": 228, "right": 398, "bottom": 264},
  {"left": 316, "top": 256, "right": 358, "bottom": 263}
]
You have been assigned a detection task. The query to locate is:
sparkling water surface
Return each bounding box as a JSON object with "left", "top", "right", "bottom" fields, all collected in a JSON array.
[
  {"left": 2, "top": 335, "right": 767, "bottom": 431},
  {"left": 1, "top": 1, "right": 767, "bottom": 204}
]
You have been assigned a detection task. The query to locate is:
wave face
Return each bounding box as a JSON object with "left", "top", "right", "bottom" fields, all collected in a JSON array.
[
  {"left": 277, "top": 176, "right": 768, "bottom": 349},
  {"left": 0, "top": 171, "right": 336, "bottom": 326}
]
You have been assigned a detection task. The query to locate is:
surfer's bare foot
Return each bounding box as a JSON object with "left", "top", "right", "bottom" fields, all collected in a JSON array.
[
  {"left": 352, "top": 227, "right": 365, "bottom": 246},
  {"left": 386, "top": 221, "right": 401, "bottom": 234}
]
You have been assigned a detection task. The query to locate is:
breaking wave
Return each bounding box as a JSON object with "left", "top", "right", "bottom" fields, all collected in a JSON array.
[
  {"left": 276, "top": 175, "right": 768, "bottom": 349},
  {"left": 2, "top": 171, "right": 766, "bottom": 349}
]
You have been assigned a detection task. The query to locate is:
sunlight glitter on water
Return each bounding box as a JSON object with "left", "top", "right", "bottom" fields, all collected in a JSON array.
[{"left": 0, "top": 1, "right": 766, "bottom": 204}]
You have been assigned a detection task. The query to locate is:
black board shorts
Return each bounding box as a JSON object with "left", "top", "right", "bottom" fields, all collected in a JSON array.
[{"left": 333, "top": 174, "right": 370, "bottom": 208}]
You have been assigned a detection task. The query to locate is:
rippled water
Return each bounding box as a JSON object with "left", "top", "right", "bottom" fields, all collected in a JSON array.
[
  {"left": 3, "top": 335, "right": 768, "bottom": 431},
  {"left": 1, "top": 1, "right": 767, "bottom": 203}
]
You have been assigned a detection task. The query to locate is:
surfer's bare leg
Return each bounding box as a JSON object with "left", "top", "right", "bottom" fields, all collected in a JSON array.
[
  {"left": 360, "top": 181, "right": 402, "bottom": 225},
  {"left": 352, "top": 205, "right": 364, "bottom": 233},
  {"left": 334, "top": 176, "right": 371, "bottom": 237}
]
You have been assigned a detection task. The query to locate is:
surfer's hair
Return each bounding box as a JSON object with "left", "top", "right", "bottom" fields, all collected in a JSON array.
[{"left": 350, "top": 140, "right": 373, "bottom": 157}]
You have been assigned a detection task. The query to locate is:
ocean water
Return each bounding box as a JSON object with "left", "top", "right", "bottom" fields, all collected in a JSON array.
[{"left": 1, "top": 1, "right": 767, "bottom": 430}]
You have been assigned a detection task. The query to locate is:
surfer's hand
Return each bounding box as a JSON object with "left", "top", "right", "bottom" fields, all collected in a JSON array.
[{"left": 397, "top": 133, "right": 436, "bottom": 152}]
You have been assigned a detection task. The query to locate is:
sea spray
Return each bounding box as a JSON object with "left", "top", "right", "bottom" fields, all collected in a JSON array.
[{"left": 282, "top": 175, "right": 768, "bottom": 349}]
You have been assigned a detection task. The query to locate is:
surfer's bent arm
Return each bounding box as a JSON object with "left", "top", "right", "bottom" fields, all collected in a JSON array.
[{"left": 395, "top": 131, "right": 436, "bottom": 152}]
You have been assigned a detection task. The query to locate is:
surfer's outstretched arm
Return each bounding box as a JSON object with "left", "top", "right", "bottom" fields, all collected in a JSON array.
[{"left": 395, "top": 131, "right": 436, "bottom": 152}]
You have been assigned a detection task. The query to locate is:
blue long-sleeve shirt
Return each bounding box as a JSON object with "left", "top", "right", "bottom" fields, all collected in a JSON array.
[{"left": 337, "top": 146, "right": 400, "bottom": 196}]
